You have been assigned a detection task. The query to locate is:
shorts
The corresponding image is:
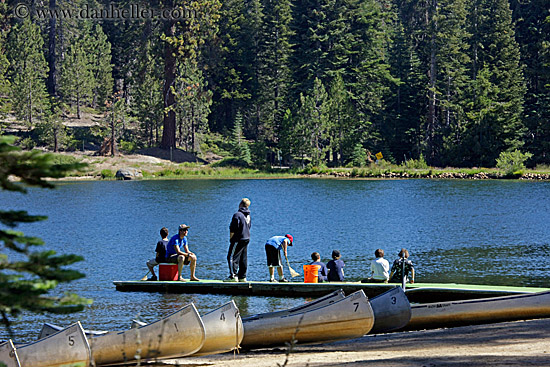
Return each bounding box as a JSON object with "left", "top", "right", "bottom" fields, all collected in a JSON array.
[
  {"left": 265, "top": 244, "right": 282, "bottom": 267},
  {"left": 148, "top": 255, "right": 190, "bottom": 266}
]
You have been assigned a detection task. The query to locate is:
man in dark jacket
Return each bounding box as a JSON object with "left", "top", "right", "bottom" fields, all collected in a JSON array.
[{"left": 225, "top": 198, "right": 251, "bottom": 282}]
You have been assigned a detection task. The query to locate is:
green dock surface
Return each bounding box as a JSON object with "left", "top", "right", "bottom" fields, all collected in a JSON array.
[{"left": 113, "top": 279, "right": 550, "bottom": 303}]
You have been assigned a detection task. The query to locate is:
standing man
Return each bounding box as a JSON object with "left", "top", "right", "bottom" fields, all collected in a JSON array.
[
  {"left": 226, "top": 198, "right": 251, "bottom": 282},
  {"left": 166, "top": 224, "right": 200, "bottom": 281}
]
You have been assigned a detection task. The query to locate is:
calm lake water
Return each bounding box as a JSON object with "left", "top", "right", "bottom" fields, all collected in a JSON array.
[{"left": 1, "top": 178, "right": 550, "bottom": 342}]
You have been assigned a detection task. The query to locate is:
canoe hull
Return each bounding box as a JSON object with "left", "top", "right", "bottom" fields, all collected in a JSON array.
[
  {"left": 242, "top": 290, "right": 345, "bottom": 322},
  {"left": 0, "top": 340, "right": 20, "bottom": 367},
  {"left": 369, "top": 287, "right": 412, "bottom": 334},
  {"left": 17, "top": 322, "right": 90, "bottom": 367},
  {"left": 89, "top": 304, "right": 205, "bottom": 365},
  {"left": 193, "top": 300, "right": 244, "bottom": 356},
  {"left": 406, "top": 290, "right": 550, "bottom": 330},
  {"left": 241, "top": 290, "right": 374, "bottom": 349}
]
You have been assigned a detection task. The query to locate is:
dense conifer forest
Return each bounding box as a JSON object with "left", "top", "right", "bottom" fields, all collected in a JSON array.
[{"left": 0, "top": 0, "right": 548, "bottom": 168}]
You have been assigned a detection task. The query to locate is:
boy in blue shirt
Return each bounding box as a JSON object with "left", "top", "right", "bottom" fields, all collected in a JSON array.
[{"left": 327, "top": 249, "right": 345, "bottom": 281}]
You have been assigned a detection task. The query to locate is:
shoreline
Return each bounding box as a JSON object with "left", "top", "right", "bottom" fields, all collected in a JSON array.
[{"left": 178, "top": 317, "right": 550, "bottom": 366}]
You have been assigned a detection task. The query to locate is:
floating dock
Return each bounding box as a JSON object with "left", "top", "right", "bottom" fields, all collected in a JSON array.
[{"left": 112, "top": 280, "right": 550, "bottom": 303}]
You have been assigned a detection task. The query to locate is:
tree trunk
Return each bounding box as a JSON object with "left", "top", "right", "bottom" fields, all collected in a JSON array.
[
  {"left": 161, "top": 14, "right": 177, "bottom": 149},
  {"left": 47, "top": 0, "right": 57, "bottom": 97}
]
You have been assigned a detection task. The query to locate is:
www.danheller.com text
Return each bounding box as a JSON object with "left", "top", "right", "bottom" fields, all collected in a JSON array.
[{"left": 13, "top": 3, "right": 197, "bottom": 20}]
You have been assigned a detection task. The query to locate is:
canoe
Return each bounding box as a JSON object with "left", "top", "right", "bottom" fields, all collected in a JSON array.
[
  {"left": 193, "top": 300, "right": 244, "bottom": 356},
  {"left": 129, "top": 301, "right": 243, "bottom": 356},
  {"left": 241, "top": 290, "right": 374, "bottom": 349},
  {"left": 37, "top": 323, "right": 108, "bottom": 340},
  {"left": 242, "top": 290, "right": 346, "bottom": 321},
  {"left": 16, "top": 322, "right": 91, "bottom": 367},
  {"left": 405, "top": 290, "right": 550, "bottom": 331},
  {"left": 0, "top": 340, "right": 20, "bottom": 367},
  {"left": 88, "top": 303, "right": 205, "bottom": 365},
  {"left": 368, "top": 286, "right": 412, "bottom": 334}
]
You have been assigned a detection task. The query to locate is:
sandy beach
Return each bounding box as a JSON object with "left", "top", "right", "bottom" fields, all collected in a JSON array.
[{"left": 166, "top": 318, "right": 550, "bottom": 367}]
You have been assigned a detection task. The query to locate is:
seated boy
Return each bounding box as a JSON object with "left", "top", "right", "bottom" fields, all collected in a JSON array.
[
  {"left": 309, "top": 252, "right": 328, "bottom": 282},
  {"left": 327, "top": 249, "right": 345, "bottom": 281},
  {"left": 145, "top": 227, "right": 170, "bottom": 281}
]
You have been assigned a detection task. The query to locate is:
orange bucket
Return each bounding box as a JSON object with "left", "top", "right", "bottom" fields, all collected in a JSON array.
[{"left": 303, "top": 264, "right": 321, "bottom": 283}]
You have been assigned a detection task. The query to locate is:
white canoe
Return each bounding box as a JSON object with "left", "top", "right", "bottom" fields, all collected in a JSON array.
[
  {"left": 241, "top": 290, "right": 374, "bottom": 349},
  {"left": 369, "top": 287, "right": 412, "bottom": 334},
  {"left": 406, "top": 290, "right": 550, "bottom": 330},
  {"left": 17, "top": 322, "right": 91, "bottom": 367},
  {"left": 193, "top": 300, "right": 244, "bottom": 356},
  {"left": 0, "top": 340, "right": 20, "bottom": 367},
  {"left": 89, "top": 303, "right": 205, "bottom": 365}
]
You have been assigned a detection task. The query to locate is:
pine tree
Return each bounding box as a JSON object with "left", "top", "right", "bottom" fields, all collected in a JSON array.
[
  {"left": 132, "top": 38, "right": 164, "bottom": 148},
  {"left": 8, "top": 18, "right": 49, "bottom": 125},
  {"left": 35, "top": 100, "right": 69, "bottom": 152},
  {"left": 231, "top": 112, "right": 252, "bottom": 165},
  {"left": 59, "top": 38, "right": 94, "bottom": 119},
  {"left": 467, "top": 0, "right": 526, "bottom": 165},
  {"left": 87, "top": 24, "right": 114, "bottom": 109},
  {"left": 0, "top": 1, "right": 10, "bottom": 123},
  {"left": 161, "top": 0, "right": 221, "bottom": 149},
  {"left": 0, "top": 135, "right": 91, "bottom": 338},
  {"left": 174, "top": 59, "right": 213, "bottom": 153},
  {"left": 386, "top": 18, "right": 426, "bottom": 162},
  {"left": 207, "top": 0, "right": 251, "bottom": 133},
  {"left": 257, "top": 0, "right": 293, "bottom": 142},
  {"left": 295, "top": 78, "right": 330, "bottom": 166},
  {"left": 510, "top": 0, "right": 550, "bottom": 164}
]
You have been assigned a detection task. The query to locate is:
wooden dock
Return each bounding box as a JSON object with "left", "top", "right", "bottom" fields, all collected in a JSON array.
[{"left": 112, "top": 280, "right": 550, "bottom": 303}]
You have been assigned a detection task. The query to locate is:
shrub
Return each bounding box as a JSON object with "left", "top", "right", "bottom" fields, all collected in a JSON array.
[
  {"left": 100, "top": 169, "right": 115, "bottom": 179},
  {"left": 404, "top": 155, "right": 428, "bottom": 169},
  {"left": 496, "top": 150, "right": 533, "bottom": 176}
]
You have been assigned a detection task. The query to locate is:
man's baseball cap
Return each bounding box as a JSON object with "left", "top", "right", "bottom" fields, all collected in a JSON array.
[
  {"left": 285, "top": 234, "right": 293, "bottom": 245},
  {"left": 179, "top": 224, "right": 190, "bottom": 230}
]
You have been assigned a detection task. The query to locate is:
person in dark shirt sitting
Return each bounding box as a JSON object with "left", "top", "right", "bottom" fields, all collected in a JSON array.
[
  {"left": 145, "top": 227, "right": 170, "bottom": 281},
  {"left": 326, "top": 249, "right": 345, "bottom": 282},
  {"left": 309, "top": 252, "right": 328, "bottom": 282}
]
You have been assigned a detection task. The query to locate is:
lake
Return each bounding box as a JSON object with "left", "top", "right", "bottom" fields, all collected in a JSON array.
[{"left": 1, "top": 178, "right": 549, "bottom": 342}]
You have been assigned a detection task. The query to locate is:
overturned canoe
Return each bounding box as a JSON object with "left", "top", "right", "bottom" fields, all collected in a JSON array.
[
  {"left": 241, "top": 290, "right": 374, "bottom": 349},
  {"left": 89, "top": 303, "right": 205, "bottom": 365},
  {"left": 37, "top": 323, "right": 108, "bottom": 340},
  {"left": 193, "top": 300, "right": 244, "bottom": 356},
  {"left": 17, "top": 322, "right": 91, "bottom": 367},
  {"left": 369, "top": 287, "right": 411, "bottom": 334},
  {"left": 0, "top": 340, "right": 20, "bottom": 367},
  {"left": 405, "top": 290, "right": 550, "bottom": 331},
  {"left": 242, "top": 290, "right": 346, "bottom": 322}
]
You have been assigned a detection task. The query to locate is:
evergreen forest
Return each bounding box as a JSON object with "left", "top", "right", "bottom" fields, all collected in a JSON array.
[{"left": 0, "top": 0, "right": 549, "bottom": 169}]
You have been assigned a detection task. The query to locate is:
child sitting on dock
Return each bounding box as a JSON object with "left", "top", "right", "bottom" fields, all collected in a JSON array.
[
  {"left": 389, "top": 248, "right": 415, "bottom": 284},
  {"left": 326, "top": 250, "right": 345, "bottom": 281},
  {"left": 309, "top": 252, "right": 328, "bottom": 282},
  {"left": 145, "top": 227, "right": 170, "bottom": 281},
  {"left": 362, "top": 248, "right": 390, "bottom": 283}
]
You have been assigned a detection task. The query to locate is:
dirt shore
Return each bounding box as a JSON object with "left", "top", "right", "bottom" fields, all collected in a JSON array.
[{"left": 166, "top": 318, "right": 550, "bottom": 367}]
